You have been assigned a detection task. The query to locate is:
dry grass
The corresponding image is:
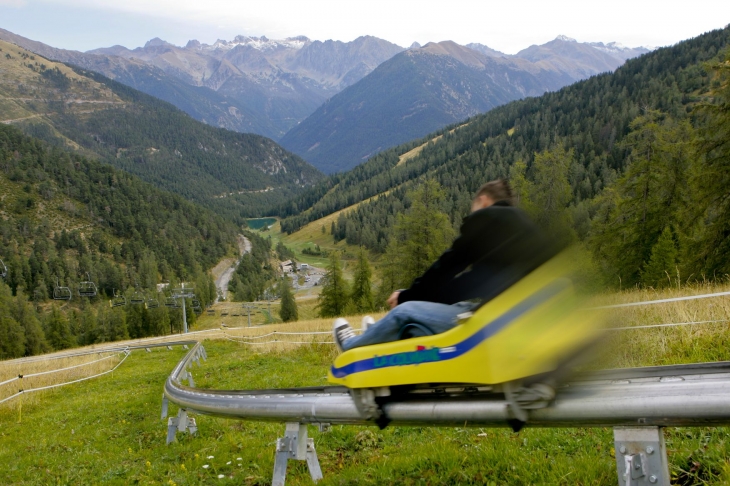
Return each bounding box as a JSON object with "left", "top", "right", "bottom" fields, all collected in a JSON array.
[{"left": 0, "top": 351, "right": 123, "bottom": 405}]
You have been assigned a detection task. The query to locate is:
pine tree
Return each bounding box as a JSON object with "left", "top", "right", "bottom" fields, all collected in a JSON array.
[
  {"left": 385, "top": 180, "right": 455, "bottom": 289},
  {"left": 690, "top": 52, "right": 730, "bottom": 275},
  {"left": 509, "top": 160, "right": 536, "bottom": 212},
  {"left": 529, "top": 146, "right": 575, "bottom": 243},
  {"left": 0, "top": 315, "right": 25, "bottom": 359},
  {"left": 317, "top": 252, "right": 350, "bottom": 318},
  {"left": 350, "top": 248, "right": 375, "bottom": 313},
  {"left": 641, "top": 227, "right": 678, "bottom": 288},
  {"left": 45, "top": 307, "right": 76, "bottom": 350},
  {"left": 278, "top": 277, "right": 298, "bottom": 322},
  {"left": 590, "top": 112, "right": 693, "bottom": 286}
]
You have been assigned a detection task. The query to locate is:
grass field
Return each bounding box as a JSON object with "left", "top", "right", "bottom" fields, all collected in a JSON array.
[{"left": 2, "top": 284, "right": 730, "bottom": 484}]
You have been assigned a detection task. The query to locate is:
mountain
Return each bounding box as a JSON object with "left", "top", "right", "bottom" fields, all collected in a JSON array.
[
  {"left": 279, "top": 35, "right": 651, "bottom": 174},
  {"left": 514, "top": 35, "right": 648, "bottom": 80},
  {"left": 586, "top": 41, "right": 652, "bottom": 61},
  {"left": 0, "top": 39, "right": 323, "bottom": 221},
  {"left": 0, "top": 28, "right": 271, "bottom": 136},
  {"left": 465, "top": 43, "right": 509, "bottom": 57},
  {"left": 279, "top": 40, "right": 578, "bottom": 173},
  {"left": 274, "top": 25, "right": 730, "bottom": 253},
  {"left": 86, "top": 34, "right": 405, "bottom": 139}
]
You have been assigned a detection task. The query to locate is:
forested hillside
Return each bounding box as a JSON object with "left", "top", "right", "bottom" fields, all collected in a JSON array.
[
  {"left": 0, "top": 124, "right": 237, "bottom": 358},
  {"left": 274, "top": 26, "right": 730, "bottom": 286},
  {"left": 0, "top": 40, "right": 323, "bottom": 221}
]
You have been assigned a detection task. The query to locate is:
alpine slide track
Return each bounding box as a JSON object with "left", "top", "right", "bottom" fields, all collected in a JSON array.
[{"left": 5, "top": 291, "right": 730, "bottom": 485}]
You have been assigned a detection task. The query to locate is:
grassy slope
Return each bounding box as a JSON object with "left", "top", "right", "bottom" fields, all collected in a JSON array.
[{"left": 3, "top": 284, "right": 730, "bottom": 484}]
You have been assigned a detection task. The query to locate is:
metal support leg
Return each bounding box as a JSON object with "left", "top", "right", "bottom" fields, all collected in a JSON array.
[
  {"left": 272, "top": 422, "right": 323, "bottom": 486},
  {"left": 161, "top": 394, "right": 168, "bottom": 419},
  {"left": 166, "top": 408, "right": 197, "bottom": 444},
  {"left": 614, "top": 427, "right": 669, "bottom": 486}
]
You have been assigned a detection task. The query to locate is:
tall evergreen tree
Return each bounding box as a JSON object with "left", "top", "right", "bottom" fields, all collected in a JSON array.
[
  {"left": 0, "top": 315, "right": 25, "bottom": 359},
  {"left": 590, "top": 112, "right": 693, "bottom": 286},
  {"left": 530, "top": 146, "right": 575, "bottom": 243},
  {"left": 317, "top": 252, "right": 350, "bottom": 318},
  {"left": 384, "top": 180, "right": 455, "bottom": 289},
  {"left": 350, "top": 248, "right": 375, "bottom": 313},
  {"left": 641, "top": 226, "right": 679, "bottom": 288},
  {"left": 278, "top": 277, "right": 298, "bottom": 322},
  {"left": 44, "top": 307, "right": 76, "bottom": 350},
  {"left": 690, "top": 53, "right": 730, "bottom": 275}
]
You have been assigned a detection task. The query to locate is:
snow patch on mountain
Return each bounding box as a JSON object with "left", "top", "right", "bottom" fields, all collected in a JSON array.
[{"left": 202, "top": 35, "right": 310, "bottom": 52}]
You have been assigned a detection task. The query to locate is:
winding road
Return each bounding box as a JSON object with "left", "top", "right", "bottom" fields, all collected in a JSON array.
[{"left": 212, "top": 235, "right": 251, "bottom": 302}]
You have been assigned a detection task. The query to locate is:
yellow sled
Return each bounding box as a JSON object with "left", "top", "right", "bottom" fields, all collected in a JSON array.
[{"left": 328, "top": 252, "right": 601, "bottom": 389}]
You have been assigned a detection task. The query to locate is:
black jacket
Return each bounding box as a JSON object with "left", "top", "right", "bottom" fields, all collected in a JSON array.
[{"left": 398, "top": 201, "right": 556, "bottom": 306}]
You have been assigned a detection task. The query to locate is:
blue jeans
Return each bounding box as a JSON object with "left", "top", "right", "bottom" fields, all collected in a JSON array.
[{"left": 341, "top": 301, "right": 476, "bottom": 351}]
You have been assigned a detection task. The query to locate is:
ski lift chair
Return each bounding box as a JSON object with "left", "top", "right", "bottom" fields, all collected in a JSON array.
[
  {"left": 78, "top": 273, "right": 98, "bottom": 297},
  {"left": 164, "top": 295, "right": 180, "bottom": 308},
  {"left": 110, "top": 290, "right": 126, "bottom": 308},
  {"left": 53, "top": 279, "right": 72, "bottom": 301},
  {"left": 145, "top": 297, "right": 160, "bottom": 309},
  {"left": 130, "top": 289, "right": 145, "bottom": 305},
  {"left": 207, "top": 309, "right": 216, "bottom": 315}
]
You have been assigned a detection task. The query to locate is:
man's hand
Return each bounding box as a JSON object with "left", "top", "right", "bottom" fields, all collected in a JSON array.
[{"left": 387, "top": 291, "right": 401, "bottom": 309}]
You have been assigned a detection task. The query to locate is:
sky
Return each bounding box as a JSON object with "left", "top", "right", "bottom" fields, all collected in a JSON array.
[{"left": 0, "top": 0, "right": 728, "bottom": 54}]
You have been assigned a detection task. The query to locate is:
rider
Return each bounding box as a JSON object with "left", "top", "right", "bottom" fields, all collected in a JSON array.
[{"left": 332, "top": 179, "right": 556, "bottom": 352}]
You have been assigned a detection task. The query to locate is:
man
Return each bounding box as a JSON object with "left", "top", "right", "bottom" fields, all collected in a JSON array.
[{"left": 333, "top": 179, "right": 556, "bottom": 352}]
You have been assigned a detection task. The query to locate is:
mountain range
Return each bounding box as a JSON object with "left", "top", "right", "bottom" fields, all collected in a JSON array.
[
  {"left": 279, "top": 36, "right": 650, "bottom": 173},
  {"left": 0, "top": 27, "right": 650, "bottom": 174},
  {"left": 275, "top": 25, "right": 729, "bottom": 243}
]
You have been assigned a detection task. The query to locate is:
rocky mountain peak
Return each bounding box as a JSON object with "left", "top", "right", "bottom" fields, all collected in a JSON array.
[{"left": 144, "top": 37, "right": 171, "bottom": 48}]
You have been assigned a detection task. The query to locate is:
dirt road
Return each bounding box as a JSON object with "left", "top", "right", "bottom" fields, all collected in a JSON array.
[{"left": 212, "top": 235, "right": 251, "bottom": 301}]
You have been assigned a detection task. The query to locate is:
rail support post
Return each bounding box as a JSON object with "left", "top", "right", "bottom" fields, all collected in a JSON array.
[
  {"left": 613, "top": 426, "right": 669, "bottom": 486},
  {"left": 166, "top": 408, "right": 197, "bottom": 444},
  {"left": 272, "top": 422, "right": 322, "bottom": 486}
]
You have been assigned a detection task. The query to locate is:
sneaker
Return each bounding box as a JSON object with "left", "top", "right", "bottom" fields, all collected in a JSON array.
[
  {"left": 361, "top": 315, "right": 375, "bottom": 332},
  {"left": 333, "top": 318, "right": 356, "bottom": 352}
]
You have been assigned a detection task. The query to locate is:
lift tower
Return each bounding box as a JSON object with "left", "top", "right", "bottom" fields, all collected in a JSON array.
[{"left": 171, "top": 283, "right": 196, "bottom": 333}]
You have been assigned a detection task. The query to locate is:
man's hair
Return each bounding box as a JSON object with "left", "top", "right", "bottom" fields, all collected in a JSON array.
[{"left": 475, "top": 179, "right": 514, "bottom": 205}]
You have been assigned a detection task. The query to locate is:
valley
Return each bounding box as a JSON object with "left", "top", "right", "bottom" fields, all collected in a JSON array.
[{"left": 0, "top": 9, "right": 730, "bottom": 485}]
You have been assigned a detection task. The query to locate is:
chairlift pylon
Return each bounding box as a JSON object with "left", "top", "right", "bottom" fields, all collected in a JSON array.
[
  {"left": 78, "top": 272, "right": 98, "bottom": 297},
  {"left": 110, "top": 289, "right": 126, "bottom": 308},
  {"left": 53, "top": 278, "right": 72, "bottom": 301}
]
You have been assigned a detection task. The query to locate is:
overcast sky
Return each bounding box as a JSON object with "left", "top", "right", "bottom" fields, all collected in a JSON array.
[{"left": 1, "top": 0, "right": 728, "bottom": 53}]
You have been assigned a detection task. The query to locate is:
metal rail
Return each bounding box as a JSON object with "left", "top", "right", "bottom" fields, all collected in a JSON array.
[
  {"left": 163, "top": 342, "right": 730, "bottom": 485},
  {"left": 165, "top": 343, "right": 730, "bottom": 427}
]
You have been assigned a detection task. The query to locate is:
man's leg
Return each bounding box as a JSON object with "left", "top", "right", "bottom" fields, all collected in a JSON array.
[{"left": 340, "top": 301, "right": 472, "bottom": 351}]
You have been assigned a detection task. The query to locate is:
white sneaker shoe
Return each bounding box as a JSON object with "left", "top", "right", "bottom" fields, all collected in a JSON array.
[
  {"left": 361, "top": 315, "right": 375, "bottom": 333},
  {"left": 333, "top": 318, "right": 356, "bottom": 352}
]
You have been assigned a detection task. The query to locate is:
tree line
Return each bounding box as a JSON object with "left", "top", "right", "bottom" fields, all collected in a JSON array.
[{"left": 0, "top": 124, "right": 231, "bottom": 358}]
